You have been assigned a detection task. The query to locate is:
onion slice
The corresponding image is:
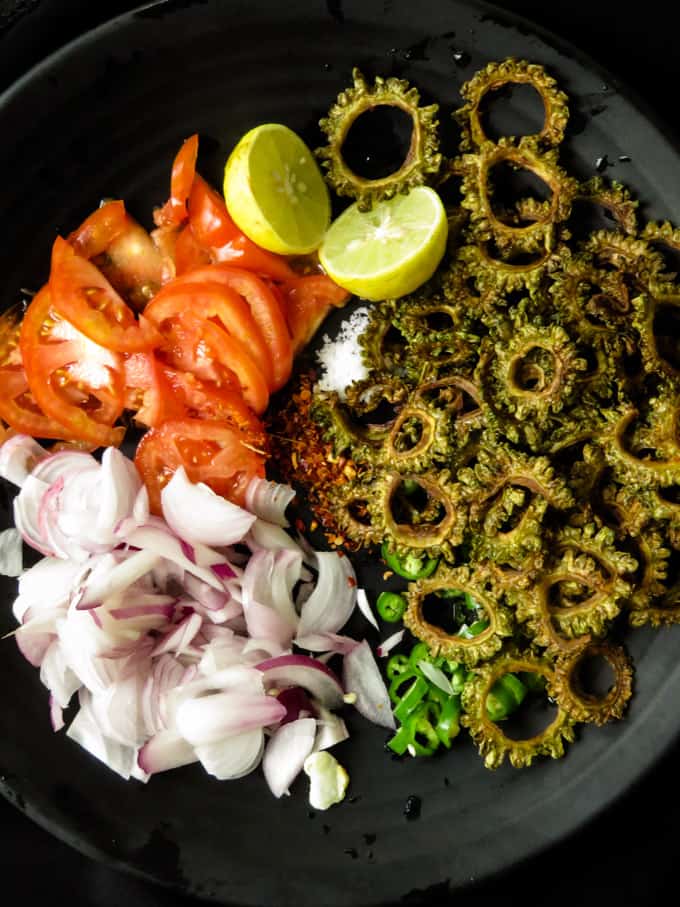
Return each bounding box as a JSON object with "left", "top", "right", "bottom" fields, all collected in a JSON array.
[
  {"left": 343, "top": 640, "right": 395, "bottom": 730},
  {"left": 161, "top": 467, "right": 256, "bottom": 546},
  {"left": 263, "top": 717, "right": 317, "bottom": 798},
  {"left": 297, "top": 552, "right": 357, "bottom": 637},
  {"left": 256, "top": 654, "right": 345, "bottom": 710},
  {"left": 244, "top": 477, "right": 296, "bottom": 527}
]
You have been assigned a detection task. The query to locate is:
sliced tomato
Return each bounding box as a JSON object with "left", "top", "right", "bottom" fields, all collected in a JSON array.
[
  {"left": 49, "top": 237, "right": 159, "bottom": 352},
  {"left": 280, "top": 273, "right": 351, "bottom": 353},
  {"left": 188, "top": 175, "right": 296, "bottom": 281},
  {"left": 20, "top": 286, "right": 125, "bottom": 447},
  {"left": 134, "top": 418, "right": 266, "bottom": 512},
  {"left": 154, "top": 133, "right": 199, "bottom": 228},
  {"left": 174, "top": 222, "right": 211, "bottom": 276},
  {"left": 166, "top": 265, "right": 293, "bottom": 391},
  {"left": 145, "top": 281, "right": 274, "bottom": 389},
  {"left": 162, "top": 367, "right": 266, "bottom": 437},
  {"left": 150, "top": 224, "right": 181, "bottom": 284},
  {"left": 68, "top": 200, "right": 128, "bottom": 259},
  {"left": 95, "top": 215, "right": 164, "bottom": 310},
  {"left": 0, "top": 365, "right": 83, "bottom": 441},
  {"left": 123, "top": 352, "right": 185, "bottom": 428}
]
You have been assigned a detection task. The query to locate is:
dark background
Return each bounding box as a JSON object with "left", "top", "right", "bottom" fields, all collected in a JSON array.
[{"left": 0, "top": 0, "right": 676, "bottom": 904}]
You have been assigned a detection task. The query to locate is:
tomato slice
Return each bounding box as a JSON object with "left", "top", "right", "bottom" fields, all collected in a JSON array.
[
  {"left": 134, "top": 418, "right": 266, "bottom": 512},
  {"left": 162, "top": 367, "right": 266, "bottom": 438},
  {"left": 166, "top": 265, "right": 293, "bottom": 391},
  {"left": 280, "top": 273, "right": 351, "bottom": 353},
  {"left": 49, "top": 237, "right": 159, "bottom": 353},
  {"left": 145, "top": 281, "right": 274, "bottom": 389},
  {"left": 68, "top": 200, "right": 128, "bottom": 259},
  {"left": 95, "top": 215, "right": 164, "bottom": 310},
  {"left": 123, "top": 352, "right": 185, "bottom": 428},
  {"left": 0, "top": 365, "right": 83, "bottom": 441},
  {"left": 154, "top": 133, "right": 199, "bottom": 228},
  {"left": 188, "top": 175, "right": 296, "bottom": 282},
  {"left": 174, "top": 223, "right": 212, "bottom": 276},
  {"left": 20, "top": 286, "right": 125, "bottom": 447}
]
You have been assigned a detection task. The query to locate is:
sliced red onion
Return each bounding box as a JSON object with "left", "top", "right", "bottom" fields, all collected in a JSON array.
[
  {"left": 95, "top": 447, "right": 143, "bottom": 544},
  {"left": 244, "top": 477, "right": 296, "bottom": 528},
  {"left": 175, "top": 691, "right": 286, "bottom": 746},
  {"left": 263, "top": 717, "right": 316, "bottom": 798},
  {"left": 276, "top": 687, "right": 314, "bottom": 725},
  {"left": 297, "top": 552, "right": 357, "bottom": 637},
  {"left": 138, "top": 728, "right": 197, "bottom": 774},
  {"left": 90, "top": 669, "right": 148, "bottom": 748},
  {"left": 183, "top": 573, "right": 230, "bottom": 611},
  {"left": 242, "top": 599, "right": 298, "bottom": 650},
  {"left": 125, "top": 525, "right": 224, "bottom": 590},
  {"left": 150, "top": 612, "right": 203, "bottom": 657},
  {"left": 194, "top": 727, "right": 265, "bottom": 780},
  {"left": 294, "top": 632, "right": 360, "bottom": 656},
  {"left": 198, "top": 636, "right": 249, "bottom": 674},
  {"left": 246, "top": 519, "right": 303, "bottom": 555},
  {"left": 242, "top": 548, "right": 301, "bottom": 639},
  {"left": 356, "top": 588, "right": 379, "bottom": 631},
  {"left": 31, "top": 450, "right": 98, "bottom": 486},
  {"left": 417, "top": 659, "right": 454, "bottom": 695},
  {"left": 133, "top": 485, "right": 150, "bottom": 526},
  {"left": 343, "top": 640, "right": 395, "bottom": 730},
  {"left": 241, "top": 637, "right": 288, "bottom": 659},
  {"left": 77, "top": 549, "right": 162, "bottom": 609},
  {"left": 66, "top": 690, "right": 141, "bottom": 781},
  {"left": 14, "top": 475, "right": 52, "bottom": 556},
  {"left": 377, "top": 629, "right": 406, "bottom": 658},
  {"left": 17, "top": 556, "right": 85, "bottom": 620},
  {"left": 109, "top": 599, "right": 175, "bottom": 621},
  {"left": 15, "top": 625, "right": 54, "bottom": 667},
  {"left": 313, "top": 703, "right": 350, "bottom": 751},
  {"left": 0, "top": 527, "right": 22, "bottom": 577},
  {"left": 161, "top": 467, "right": 256, "bottom": 546},
  {"left": 256, "top": 654, "right": 345, "bottom": 710},
  {"left": 0, "top": 434, "right": 48, "bottom": 487},
  {"left": 40, "top": 639, "right": 81, "bottom": 708}
]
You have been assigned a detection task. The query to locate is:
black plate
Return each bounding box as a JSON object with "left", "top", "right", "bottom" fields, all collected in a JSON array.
[{"left": 2, "top": 1, "right": 680, "bottom": 904}]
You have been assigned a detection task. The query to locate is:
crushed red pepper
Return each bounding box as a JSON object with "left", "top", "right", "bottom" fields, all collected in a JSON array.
[{"left": 266, "top": 371, "right": 364, "bottom": 550}]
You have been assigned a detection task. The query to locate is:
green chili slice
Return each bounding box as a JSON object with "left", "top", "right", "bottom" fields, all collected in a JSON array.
[
  {"left": 376, "top": 591, "right": 407, "bottom": 622},
  {"left": 381, "top": 542, "right": 440, "bottom": 580}
]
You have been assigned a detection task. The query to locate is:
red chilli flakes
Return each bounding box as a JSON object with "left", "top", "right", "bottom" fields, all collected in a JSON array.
[{"left": 266, "top": 371, "right": 363, "bottom": 550}]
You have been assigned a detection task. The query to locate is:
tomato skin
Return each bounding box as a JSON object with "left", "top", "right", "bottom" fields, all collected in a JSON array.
[
  {"left": 20, "top": 286, "right": 125, "bottom": 447},
  {"left": 0, "top": 365, "right": 82, "bottom": 441},
  {"left": 174, "top": 223, "right": 212, "bottom": 276},
  {"left": 134, "top": 418, "right": 266, "bottom": 513},
  {"left": 145, "top": 280, "right": 275, "bottom": 389},
  {"left": 154, "top": 133, "right": 199, "bottom": 228},
  {"left": 123, "top": 352, "right": 185, "bottom": 428},
  {"left": 68, "top": 200, "right": 128, "bottom": 259},
  {"left": 97, "top": 215, "right": 164, "bottom": 310},
  {"left": 49, "top": 237, "right": 159, "bottom": 353},
  {"left": 188, "top": 175, "right": 296, "bottom": 282},
  {"left": 161, "top": 367, "right": 266, "bottom": 438},
  {"left": 166, "top": 265, "right": 293, "bottom": 391},
  {"left": 280, "top": 274, "right": 351, "bottom": 353}
]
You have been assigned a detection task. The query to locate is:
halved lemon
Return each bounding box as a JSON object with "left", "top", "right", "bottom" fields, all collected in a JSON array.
[
  {"left": 318, "top": 186, "right": 448, "bottom": 301},
  {"left": 223, "top": 123, "right": 331, "bottom": 256}
]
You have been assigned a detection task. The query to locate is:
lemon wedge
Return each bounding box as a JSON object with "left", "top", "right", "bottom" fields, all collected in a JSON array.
[{"left": 223, "top": 123, "right": 331, "bottom": 255}]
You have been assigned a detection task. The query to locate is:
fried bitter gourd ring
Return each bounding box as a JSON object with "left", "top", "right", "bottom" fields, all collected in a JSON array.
[
  {"left": 454, "top": 230, "right": 563, "bottom": 298},
  {"left": 476, "top": 321, "right": 587, "bottom": 443},
  {"left": 403, "top": 564, "right": 514, "bottom": 666},
  {"left": 370, "top": 468, "right": 467, "bottom": 561},
  {"left": 316, "top": 68, "right": 442, "bottom": 210},
  {"left": 602, "top": 397, "right": 680, "bottom": 488},
  {"left": 461, "top": 649, "right": 576, "bottom": 769},
  {"left": 459, "top": 440, "right": 573, "bottom": 566},
  {"left": 513, "top": 524, "right": 635, "bottom": 647},
  {"left": 455, "top": 58, "right": 570, "bottom": 152},
  {"left": 548, "top": 641, "right": 634, "bottom": 725},
  {"left": 457, "top": 138, "right": 578, "bottom": 253},
  {"left": 575, "top": 177, "right": 638, "bottom": 236}
]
